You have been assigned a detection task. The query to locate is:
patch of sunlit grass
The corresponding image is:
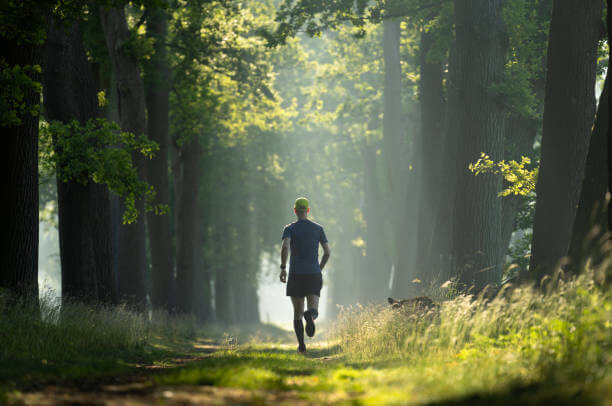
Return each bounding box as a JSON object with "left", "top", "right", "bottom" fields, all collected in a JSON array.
[{"left": 329, "top": 269, "right": 611, "bottom": 403}]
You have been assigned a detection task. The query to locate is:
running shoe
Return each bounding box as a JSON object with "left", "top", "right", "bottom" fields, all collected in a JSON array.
[{"left": 304, "top": 310, "right": 315, "bottom": 337}]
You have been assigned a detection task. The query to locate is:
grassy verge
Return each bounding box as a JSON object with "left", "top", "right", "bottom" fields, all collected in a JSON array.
[{"left": 0, "top": 300, "right": 182, "bottom": 393}]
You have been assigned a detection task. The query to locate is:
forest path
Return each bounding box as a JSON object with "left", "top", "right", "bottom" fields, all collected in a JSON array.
[
  {"left": 8, "top": 338, "right": 223, "bottom": 405},
  {"left": 7, "top": 334, "right": 610, "bottom": 406},
  {"left": 11, "top": 380, "right": 310, "bottom": 405},
  {"left": 8, "top": 337, "right": 337, "bottom": 405}
]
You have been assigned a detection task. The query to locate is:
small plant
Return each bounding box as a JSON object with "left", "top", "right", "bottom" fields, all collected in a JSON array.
[{"left": 469, "top": 152, "right": 538, "bottom": 196}]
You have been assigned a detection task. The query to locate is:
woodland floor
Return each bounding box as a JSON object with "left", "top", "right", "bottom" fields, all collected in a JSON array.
[
  {"left": 4, "top": 325, "right": 611, "bottom": 406},
  {"left": 8, "top": 340, "right": 315, "bottom": 405}
]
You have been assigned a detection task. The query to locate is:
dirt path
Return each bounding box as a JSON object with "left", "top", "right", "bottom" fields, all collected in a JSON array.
[
  {"left": 8, "top": 341, "right": 326, "bottom": 405},
  {"left": 12, "top": 382, "right": 313, "bottom": 405}
]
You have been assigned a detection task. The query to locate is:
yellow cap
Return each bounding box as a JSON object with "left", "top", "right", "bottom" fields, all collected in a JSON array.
[{"left": 294, "top": 197, "right": 309, "bottom": 210}]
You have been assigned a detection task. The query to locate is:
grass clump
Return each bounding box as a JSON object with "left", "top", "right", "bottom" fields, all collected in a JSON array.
[
  {"left": 1, "top": 298, "right": 146, "bottom": 361},
  {"left": 331, "top": 271, "right": 611, "bottom": 403},
  {"left": 0, "top": 292, "right": 198, "bottom": 390}
]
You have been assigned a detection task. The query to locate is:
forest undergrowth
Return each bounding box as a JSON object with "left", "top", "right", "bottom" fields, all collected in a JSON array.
[
  {"left": 1, "top": 269, "right": 611, "bottom": 405},
  {"left": 329, "top": 268, "right": 612, "bottom": 403},
  {"left": 0, "top": 295, "right": 193, "bottom": 392}
]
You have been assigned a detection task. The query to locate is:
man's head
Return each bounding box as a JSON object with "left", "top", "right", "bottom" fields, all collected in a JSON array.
[{"left": 294, "top": 197, "right": 310, "bottom": 218}]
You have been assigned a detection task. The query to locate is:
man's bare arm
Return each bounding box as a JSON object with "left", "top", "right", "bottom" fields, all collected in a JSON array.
[
  {"left": 280, "top": 237, "right": 290, "bottom": 282},
  {"left": 320, "top": 242, "right": 331, "bottom": 271},
  {"left": 281, "top": 237, "right": 290, "bottom": 266}
]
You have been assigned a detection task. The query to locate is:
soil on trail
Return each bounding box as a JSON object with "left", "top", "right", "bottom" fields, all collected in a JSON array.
[
  {"left": 12, "top": 382, "right": 310, "bottom": 406},
  {"left": 7, "top": 341, "right": 324, "bottom": 406},
  {"left": 8, "top": 341, "right": 209, "bottom": 405}
]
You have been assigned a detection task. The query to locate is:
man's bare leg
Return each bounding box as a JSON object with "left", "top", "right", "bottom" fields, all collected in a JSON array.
[
  {"left": 291, "top": 297, "right": 306, "bottom": 353},
  {"left": 304, "top": 294, "right": 319, "bottom": 337}
]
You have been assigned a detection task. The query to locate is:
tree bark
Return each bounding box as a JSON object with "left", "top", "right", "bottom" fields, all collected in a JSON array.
[
  {"left": 499, "top": 0, "right": 551, "bottom": 272},
  {"left": 429, "top": 42, "right": 461, "bottom": 287},
  {"left": 529, "top": 1, "right": 602, "bottom": 280},
  {"left": 361, "top": 144, "right": 392, "bottom": 301},
  {"left": 214, "top": 212, "right": 234, "bottom": 324},
  {"left": 414, "top": 26, "right": 446, "bottom": 284},
  {"left": 382, "top": 18, "right": 416, "bottom": 297},
  {"left": 382, "top": 19, "right": 404, "bottom": 194},
  {"left": 175, "top": 140, "right": 200, "bottom": 314},
  {"left": 1, "top": 36, "right": 41, "bottom": 301},
  {"left": 43, "top": 19, "right": 116, "bottom": 305},
  {"left": 568, "top": 75, "right": 609, "bottom": 270},
  {"left": 194, "top": 203, "right": 213, "bottom": 321},
  {"left": 100, "top": 6, "right": 148, "bottom": 307},
  {"left": 451, "top": 0, "right": 506, "bottom": 290},
  {"left": 237, "top": 174, "right": 260, "bottom": 322},
  {"left": 607, "top": 0, "right": 612, "bottom": 247},
  {"left": 144, "top": 7, "right": 173, "bottom": 312}
]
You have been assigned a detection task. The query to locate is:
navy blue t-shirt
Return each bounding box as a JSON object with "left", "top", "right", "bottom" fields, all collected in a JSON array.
[{"left": 282, "top": 219, "right": 328, "bottom": 274}]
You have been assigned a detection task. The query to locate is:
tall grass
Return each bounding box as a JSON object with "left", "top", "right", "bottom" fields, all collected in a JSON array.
[
  {"left": 332, "top": 270, "right": 611, "bottom": 390},
  {"left": 0, "top": 291, "right": 198, "bottom": 368}
]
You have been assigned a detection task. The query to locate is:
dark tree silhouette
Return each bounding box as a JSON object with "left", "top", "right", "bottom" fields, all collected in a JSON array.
[
  {"left": 144, "top": 7, "right": 174, "bottom": 312},
  {"left": 568, "top": 75, "right": 609, "bottom": 271},
  {"left": 175, "top": 140, "right": 200, "bottom": 314},
  {"left": 414, "top": 22, "right": 446, "bottom": 285},
  {"left": 529, "top": 1, "right": 602, "bottom": 280},
  {"left": 1, "top": 36, "right": 42, "bottom": 300},
  {"left": 100, "top": 6, "right": 148, "bottom": 307},
  {"left": 43, "top": 19, "right": 116, "bottom": 305},
  {"left": 451, "top": 0, "right": 506, "bottom": 289}
]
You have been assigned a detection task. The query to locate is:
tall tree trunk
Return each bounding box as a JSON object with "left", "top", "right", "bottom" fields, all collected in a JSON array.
[
  {"left": 43, "top": 20, "right": 116, "bottom": 305},
  {"left": 500, "top": 0, "right": 552, "bottom": 273},
  {"left": 361, "top": 144, "right": 391, "bottom": 301},
  {"left": 176, "top": 140, "right": 200, "bottom": 314},
  {"left": 144, "top": 7, "right": 173, "bottom": 312},
  {"left": 568, "top": 75, "right": 609, "bottom": 270},
  {"left": 194, "top": 203, "right": 213, "bottom": 321},
  {"left": 429, "top": 43, "right": 461, "bottom": 287},
  {"left": 607, "top": 0, "right": 612, "bottom": 248},
  {"left": 170, "top": 142, "right": 182, "bottom": 310},
  {"left": 214, "top": 210, "right": 234, "bottom": 324},
  {"left": 529, "top": 1, "right": 602, "bottom": 280},
  {"left": 414, "top": 26, "right": 446, "bottom": 284},
  {"left": 239, "top": 175, "right": 260, "bottom": 322},
  {"left": 235, "top": 210, "right": 260, "bottom": 326},
  {"left": 100, "top": 7, "right": 148, "bottom": 307},
  {"left": 214, "top": 268, "right": 233, "bottom": 324},
  {"left": 451, "top": 0, "right": 506, "bottom": 290},
  {"left": 382, "top": 18, "right": 404, "bottom": 193},
  {"left": 1, "top": 36, "right": 42, "bottom": 301},
  {"left": 383, "top": 18, "right": 415, "bottom": 297}
]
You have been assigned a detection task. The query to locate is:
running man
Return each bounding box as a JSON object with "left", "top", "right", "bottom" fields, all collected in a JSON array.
[{"left": 280, "top": 197, "right": 331, "bottom": 354}]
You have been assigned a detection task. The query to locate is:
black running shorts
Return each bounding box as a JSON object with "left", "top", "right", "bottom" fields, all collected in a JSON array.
[{"left": 286, "top": 273, "right": 323, "bottom": 297}]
